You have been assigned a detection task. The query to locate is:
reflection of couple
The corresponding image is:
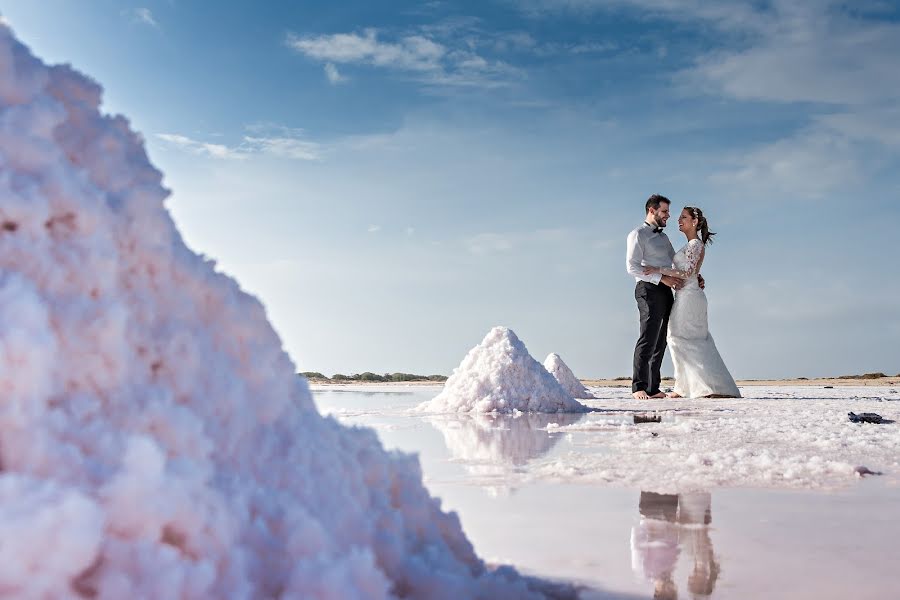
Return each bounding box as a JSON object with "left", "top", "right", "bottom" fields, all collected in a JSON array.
[
  {"left": 631, "top": 491, "right": 720, "bottom": 600},
  {"left": 627, "top": 194, "right": 741, "bottom": 400}
]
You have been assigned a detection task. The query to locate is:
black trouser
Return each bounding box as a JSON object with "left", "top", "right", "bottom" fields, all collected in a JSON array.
[{"left": 632, "top": 281, "right": 674, "bottom": 395}]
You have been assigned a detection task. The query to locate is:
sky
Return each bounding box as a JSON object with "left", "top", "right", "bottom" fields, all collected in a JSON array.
[{"left": 2, "top": 0, "right": 898, "bottom": 379}]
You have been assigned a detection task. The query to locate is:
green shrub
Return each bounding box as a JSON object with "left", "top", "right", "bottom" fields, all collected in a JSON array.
[
  {"left": 838, "top": 372, "right": 887, "bottom": 380},
  {"left": 324, "top": 372, "right": 448, "bottom": 382},
  {"left": 862, "top": 372, "right": 888, "bottom": 379},
  {"left": 300, "top": 372, "right": 327, "bottom": 380},
  {"left": 384, "top": 372, "right": 428, "bottom": 382},
  {"left": 357, "top": 372, "right": 386, "bottom": 382}
]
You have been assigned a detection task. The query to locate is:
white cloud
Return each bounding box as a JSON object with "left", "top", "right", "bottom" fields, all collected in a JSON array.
[
  {"left": 590, "top": 2, "right": 900, "bottom": 112},
  {"left": 286, "top": 28, "right": 520, "bottom": 88},
  {"left": 516, "top": 0, "right": 768, "bottom": 33},
  {"left": 156, "top": 127, "right": 323, "bottom": 161},
  {"left": 242, "top": 136, "right": 321, "bottom": 160},
  {"left": 676, "top": 4, "right": 900, "bottom": 154},
  {"left": 155, "top": 133, "right": 241, "bottom": 159},
  {"left": 817, "top": 109, "right": 900, "bottom": 147},
  {"left": 324, "top": 62, "right": 346, "bottom": 84},
  {"left": 523, "top": 2, "right": 900, "bottom": 108},
  {"left": 422, "top": 16, "right": 621, "bottom": 60},
  {"left": 685, "top": 17, "right": 900, "bottom": 106},
  {"left": 708, "top": 127, "right": 861, "bottom": 198},
  {"left": 131, "top": 8, "right": 158, "bottom": 28},
  {"left": 286, "top": 29, "right": 445, "bottom": 72},
  {"left": 491, "top": 31, "right": 537, "bottom": 52},
  {"left": 521, "top": 1, "right": 900, "bottom": 164},
  {"left": 568, "top": 40, "right": 618, "bottom": 54},
  {"left": 367, "top": 225, "right": 381, "bottom": 233}
]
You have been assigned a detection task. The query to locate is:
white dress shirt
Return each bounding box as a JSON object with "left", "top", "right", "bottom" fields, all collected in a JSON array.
[{"left": 626, "top": 222, "right": 676, "bottom": 285}]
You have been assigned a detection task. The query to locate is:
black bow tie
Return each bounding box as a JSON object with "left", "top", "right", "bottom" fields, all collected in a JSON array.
[{"left": 646, "top": 222, "right": 663, "bottom": 234}]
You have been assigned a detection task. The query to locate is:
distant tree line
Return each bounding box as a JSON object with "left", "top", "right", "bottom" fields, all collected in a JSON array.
[
  {"left": 299, "top": 371, "right": 448, "bottom": 382},
  {"left": 838, "top": 372, "right": 890, "bottom": 379}
]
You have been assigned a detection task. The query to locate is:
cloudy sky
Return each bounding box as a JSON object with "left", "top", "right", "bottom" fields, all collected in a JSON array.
[{"left": 3, "top": 0, "right": 898, "bottom": 379}]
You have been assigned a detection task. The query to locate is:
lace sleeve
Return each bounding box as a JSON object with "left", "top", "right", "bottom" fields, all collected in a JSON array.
[{"left": 659, "top": 239, "right": 704, "bottom": 279}]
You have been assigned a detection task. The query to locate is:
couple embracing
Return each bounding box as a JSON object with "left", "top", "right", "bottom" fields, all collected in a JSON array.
[{"left": 626, "top": 194, "right": 740, "bottom": 400}]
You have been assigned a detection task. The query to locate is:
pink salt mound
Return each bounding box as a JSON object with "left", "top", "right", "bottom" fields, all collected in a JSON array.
[
  {"left": 544, "top": 353, "right": 594, "bottom": 399},
  {"left": 0, "top": 25, "right": 572, "bottom": 599}
]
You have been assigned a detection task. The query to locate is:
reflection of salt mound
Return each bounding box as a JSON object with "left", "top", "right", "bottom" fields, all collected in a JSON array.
[
  {"left": 419, "top": 327, "right": 587, "bottom": 414},
  {"left": 544, "top": 353, "right": 594, "bottom": 399},
  {"left": 430, "top": 413, "right": 584, "bottom": 496},
  {"left": 0, "top": 27, "right": 563, "bottom": 598},
  {"left": 431, "top": 413, "right": 585, "bottom": 466}
]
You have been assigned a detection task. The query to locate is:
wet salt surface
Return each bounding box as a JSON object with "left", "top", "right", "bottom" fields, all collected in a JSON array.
[{"left": 314, "top": 385, "right": 900, "bottom": 599}]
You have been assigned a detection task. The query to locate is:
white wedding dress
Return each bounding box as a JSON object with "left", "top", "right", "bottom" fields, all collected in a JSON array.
[{"left": 662, "top": 239, "right": 740, "bottom": 398}]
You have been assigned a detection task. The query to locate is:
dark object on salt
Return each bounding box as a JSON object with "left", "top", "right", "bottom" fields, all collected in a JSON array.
[
  {"left": 634, "top": 413, "right": 662, "bottom": 424},
  {"left": 854, "top": 466, "right": 883, "bottom": 477},
  {"left": 650, "top": 432, "right": 659, "bottom": 438},
  {"left": 824, "top": 386, "right": 834, "bottom": 389},
  {"left": 848, "top": 412, "right": 883, "bottom": 424}
]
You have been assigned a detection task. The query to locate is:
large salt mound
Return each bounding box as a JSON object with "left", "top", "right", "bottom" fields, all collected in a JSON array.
[
  {"left": 544, "top": 353, "right": 594, "bottom": 399},
  {"left": 418, "top": 327, "right": 588, "bottom": 413},
  {"left": 0, "top": 26, "right": 568, "bottom": 599}
]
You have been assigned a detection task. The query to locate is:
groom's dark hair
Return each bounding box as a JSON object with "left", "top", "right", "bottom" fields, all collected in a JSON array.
[{"left": 645, "top": 194, "right": 670, "bottom": 212}]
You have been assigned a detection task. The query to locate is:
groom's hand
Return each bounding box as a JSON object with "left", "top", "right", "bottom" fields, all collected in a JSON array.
[
  {"left": 698, "top": 274, "right": 706, "bottom": 289},
  {"left": 661, "top": 275, "right": 681, "bottom": 289}
]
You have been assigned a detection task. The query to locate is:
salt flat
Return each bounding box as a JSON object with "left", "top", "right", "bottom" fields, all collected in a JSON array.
[{"left": 313, "top": 384, "right": 900, "bottom": 599}]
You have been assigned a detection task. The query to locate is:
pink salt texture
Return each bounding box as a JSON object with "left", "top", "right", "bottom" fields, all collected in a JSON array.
[{"left": 0, "top": 25, "right": 570, "bottom": 599}]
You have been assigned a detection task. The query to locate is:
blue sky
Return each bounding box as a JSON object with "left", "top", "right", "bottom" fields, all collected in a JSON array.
[{"left": 3, "top": 0, "right": 899, "bottom": 378}]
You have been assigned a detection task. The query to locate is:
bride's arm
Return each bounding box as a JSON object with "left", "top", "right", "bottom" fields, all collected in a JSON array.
[{"left": 643, "top": 242, "right": 704, "bottom": 279}]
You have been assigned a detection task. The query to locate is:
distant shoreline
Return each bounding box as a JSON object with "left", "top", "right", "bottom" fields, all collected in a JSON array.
[
  {"left": 582, "top": 376, "right": 900, "bottom": 387},
  {"left": 307, "top": 376, "right": 900, "bottom": 387}
]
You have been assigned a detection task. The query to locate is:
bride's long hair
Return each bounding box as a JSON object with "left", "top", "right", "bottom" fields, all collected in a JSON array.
[{"left": 685, "top": 206, "right": 716, "bottom": 245}]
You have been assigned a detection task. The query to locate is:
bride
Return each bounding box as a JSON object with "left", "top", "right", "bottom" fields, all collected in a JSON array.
[{"left": 644, "top": 207, "right": 740, "bottom": 399}]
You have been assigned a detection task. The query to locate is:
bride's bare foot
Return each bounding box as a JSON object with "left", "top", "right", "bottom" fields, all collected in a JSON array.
[
  {"left": 648, "top": 392, "right": 666, "bottom": 399},
  {"left": 632, "top": 390, "right": 649, "bottom": 400},
  {"left": 666, "top": 392, "right": 682, "bottom": 398}
]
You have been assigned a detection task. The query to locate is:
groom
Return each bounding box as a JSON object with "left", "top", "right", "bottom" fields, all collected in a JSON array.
[{"left": 625, "top": 194, "right": 692, "bottom": 400}]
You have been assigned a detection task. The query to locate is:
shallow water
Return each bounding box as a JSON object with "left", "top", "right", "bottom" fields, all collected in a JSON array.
[{"left": 312, "top": 385, "right": 900, "bottom": 599}]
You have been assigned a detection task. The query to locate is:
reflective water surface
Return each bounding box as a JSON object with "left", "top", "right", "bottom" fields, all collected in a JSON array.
[{"left": 313, "top": 386, "right": 900, "bottom": 599}]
